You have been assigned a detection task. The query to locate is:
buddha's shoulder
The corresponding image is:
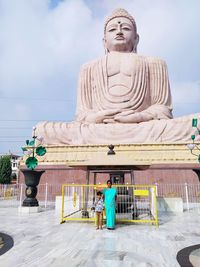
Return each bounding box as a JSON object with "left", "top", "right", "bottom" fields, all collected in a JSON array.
[
  {"left": 135, "top": 54, "right": 166, "bottom": 65},
  {"left": 147, "top": 56, "right": 167, "bottom": 67},
  {"left": 137, "top": 54, "right": 167, "bottom": 67},
  {"left": 80, "top": 57, "right": 103, "bottom": 71},
  {"left": 80, "top": 54, "right": 167, "bottom": 70}
]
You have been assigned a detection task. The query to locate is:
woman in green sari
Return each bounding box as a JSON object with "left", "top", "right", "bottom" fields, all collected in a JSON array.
[{"left": 103, "top": 180, "right": 117, "bottom": 230}]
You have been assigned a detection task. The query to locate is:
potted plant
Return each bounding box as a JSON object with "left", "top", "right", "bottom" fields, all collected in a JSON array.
[{"left": 21, "top": 127, "right": 46, "bottom": 207}]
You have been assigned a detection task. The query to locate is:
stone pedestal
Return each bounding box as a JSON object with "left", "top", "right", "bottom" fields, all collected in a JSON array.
[
  {"left": 157, "top": 197, "right": 183, "bottom": 213},
  {"left": 18, "top": 206, "right": 41, "bottom": 214}
]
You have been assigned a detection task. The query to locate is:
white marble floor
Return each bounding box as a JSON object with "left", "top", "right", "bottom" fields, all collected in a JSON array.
[{"left": 0, "top": 207, "right": 200, "bottom": 267}]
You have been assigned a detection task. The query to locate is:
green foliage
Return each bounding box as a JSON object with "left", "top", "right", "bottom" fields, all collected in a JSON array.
[
  {"left": 28, "top": 140, "right": 35, "bottom": 146},
  {"left": 36, "top": 146, "right": 46, "bottom": 156},
  {"left": 25, "top": 157, "right": 38, "bottom": 170},
  {"left": 22, "top": 144, "right": 46, "bottom": 170},
  {"left": 0, "top": 156, "right": 12, "bottom": 184}
]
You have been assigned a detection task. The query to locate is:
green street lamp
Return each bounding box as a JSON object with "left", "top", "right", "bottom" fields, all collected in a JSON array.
[
  {"left": 187, "top": 118, "right": 200, "bottom": 163},
  {"left": 21, "top": 126, "right": 46, "bottom": 207}
]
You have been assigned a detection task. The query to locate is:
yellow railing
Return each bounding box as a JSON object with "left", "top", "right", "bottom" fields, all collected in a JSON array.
[
  {"left": 60, "top": 184, "right": 158, "bottom": 227},
  {"left": 4, "top": 188, "right": 14, "bottom": 199}
]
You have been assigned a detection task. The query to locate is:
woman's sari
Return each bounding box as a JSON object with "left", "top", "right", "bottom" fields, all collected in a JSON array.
[{"left": 103, "top": 187, "right": 117, "bottom": 229}]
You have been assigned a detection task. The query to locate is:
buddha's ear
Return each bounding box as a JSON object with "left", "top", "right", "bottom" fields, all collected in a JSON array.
[
  {"left": 133, "top": 34, "right": 139, "bottom": 53},
  {"left": 102, "top": 38, "right": 109, "bottom": 54}
]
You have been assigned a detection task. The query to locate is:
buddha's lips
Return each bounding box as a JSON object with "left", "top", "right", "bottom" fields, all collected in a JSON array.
[{"left": 115, "top": 36, "right": 125, "bottom": 40}]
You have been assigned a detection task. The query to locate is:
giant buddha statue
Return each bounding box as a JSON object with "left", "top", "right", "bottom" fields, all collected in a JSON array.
[{"left": 36, "top": 8, "right": 199, "bottom": 144}]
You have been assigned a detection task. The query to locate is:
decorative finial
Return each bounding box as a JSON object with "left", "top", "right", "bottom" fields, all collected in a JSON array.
[{"left": 107, "top": 144, "right": 115, "bottom": 155}]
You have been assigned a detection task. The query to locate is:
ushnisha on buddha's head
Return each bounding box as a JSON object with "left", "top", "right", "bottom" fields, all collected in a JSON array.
[{"left": 103, "top": 8, "right": 139, "bottom": 53}]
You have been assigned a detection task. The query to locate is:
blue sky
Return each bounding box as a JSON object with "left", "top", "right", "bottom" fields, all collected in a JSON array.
[{"left": 0, "top": 0, "right": 200, "bottom": 155}]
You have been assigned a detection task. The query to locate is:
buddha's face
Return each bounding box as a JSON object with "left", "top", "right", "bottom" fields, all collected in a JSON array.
[{"left": 104, "top": 17, "right": 139, "bottom": 53}]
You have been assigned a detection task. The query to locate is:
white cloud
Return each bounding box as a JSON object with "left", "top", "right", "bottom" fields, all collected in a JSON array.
[
  {"left": 0, "top": 0, "right": 103, "bottom": 98},
  {"left": 172, "top": 81, "right": 200, "bottom": 104},
  {"left": 15, "top": 103, "right": 31, "bottom": 120},
  {"left": 171, "top": 81, "right": 200, "bottom": 117}
]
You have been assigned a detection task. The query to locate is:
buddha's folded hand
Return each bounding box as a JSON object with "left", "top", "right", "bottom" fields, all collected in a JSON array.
[
  {"left": 114, "top": 111, "right": 154, "bottom": 123},
  {"left": 85, "top": 109, "right": 121, "bottom": 123},
  {"left": 114, "top": 110, "right": 135, "bottom": 117}
]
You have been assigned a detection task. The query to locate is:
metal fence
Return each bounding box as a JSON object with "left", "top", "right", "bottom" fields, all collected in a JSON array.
[
  {"left": 0, "top": 184, "right": 19, "bottom": 207},
  {"left": 155, "top": 183, "right": 200, "bottom": 211},
  {"left": 0, "top": 183, "right": 200, "bottom": 212},
  {"left": 0, "top": 184, "right": 19, "bottom": 199},
  {"left": 0, "top": 183, "right": 62, "bottom": 209}
]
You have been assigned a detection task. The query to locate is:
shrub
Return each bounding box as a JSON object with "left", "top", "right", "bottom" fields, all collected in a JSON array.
[{"left": 0, "top": 156, "right": 12, "bottom": 184}]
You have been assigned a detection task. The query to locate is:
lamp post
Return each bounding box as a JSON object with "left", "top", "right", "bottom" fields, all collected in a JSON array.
[
  {"left": 21, "top": 127, "right": 46, "bottom": 207},
  {"left": 187, "top": 118, "right": 200, "bottom": 163}
]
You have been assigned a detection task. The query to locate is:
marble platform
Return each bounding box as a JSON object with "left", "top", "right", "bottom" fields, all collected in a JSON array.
[{"left": 0, "top": 207, "right": 200, "bottom": 266}]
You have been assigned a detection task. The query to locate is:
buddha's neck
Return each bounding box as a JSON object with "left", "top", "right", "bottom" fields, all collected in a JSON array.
[{"left": 108, "top": 50, "right": 136, "bottom": 55}]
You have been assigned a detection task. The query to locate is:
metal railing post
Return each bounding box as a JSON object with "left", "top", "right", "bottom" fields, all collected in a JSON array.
[
  {"left": 44, "top": 183, "right": 48, "bottom": 209},
  {"left": 185, "top": 183, "right": 189, "bottom": 211},
  {"left": 19, "top": 184, "right": 23, "bottom": 207},
  {"left": 3, "top": 184, "right": 7, "bottom": 198},
  {"left": 155, "top": 183, "right": 158, "bottom": 196}
]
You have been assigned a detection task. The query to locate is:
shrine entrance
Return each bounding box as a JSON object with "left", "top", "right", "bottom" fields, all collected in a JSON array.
[{"left": 86, "top": 165, "right": 150, "bottom": 186}]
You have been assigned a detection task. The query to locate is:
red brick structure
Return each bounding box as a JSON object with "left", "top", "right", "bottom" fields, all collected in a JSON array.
[{"left": 19, "top": 164, "right": 200, "bottom": 185}]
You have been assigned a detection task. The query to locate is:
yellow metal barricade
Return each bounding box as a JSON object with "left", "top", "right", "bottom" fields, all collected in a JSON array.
[
  {"left": 4, "top": 188, "right": 14, "bottom": 199},
  {"left": 60, "top": 184, "right": 158, "bottom": 227}
]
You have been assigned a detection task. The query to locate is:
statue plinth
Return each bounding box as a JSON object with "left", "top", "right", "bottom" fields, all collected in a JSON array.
[
  {"left": 19, "top": 143, "right": 200, "bottom": 186},
  {"left": 20, "top": 143, "right": 200, "bottom": 167}
]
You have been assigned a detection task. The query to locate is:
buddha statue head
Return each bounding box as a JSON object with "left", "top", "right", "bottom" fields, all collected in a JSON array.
[{"left": 103, "top": 8, "right": 139, "bottom": 53}]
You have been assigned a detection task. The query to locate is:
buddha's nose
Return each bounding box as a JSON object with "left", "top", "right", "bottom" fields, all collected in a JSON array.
[{"left": 116, "top": 25, "right": 123, "bottom": 35}]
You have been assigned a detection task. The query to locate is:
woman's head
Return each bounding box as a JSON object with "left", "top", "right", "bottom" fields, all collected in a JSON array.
[{"left": 107, "top": 179, "right": 112, "bottom": 188}]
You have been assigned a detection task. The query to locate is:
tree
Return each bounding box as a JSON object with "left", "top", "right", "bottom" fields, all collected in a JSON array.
[{"left": 0, "top": 156, "right": 12, "bottom": 184}]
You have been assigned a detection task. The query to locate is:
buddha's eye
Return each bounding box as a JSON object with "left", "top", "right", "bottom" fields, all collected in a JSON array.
[
  {"left": 122, "top": 27, "right": 131, "bottom": 31},
  {"left": 108, "top": 28, "right": 116, "bottom": 32}
]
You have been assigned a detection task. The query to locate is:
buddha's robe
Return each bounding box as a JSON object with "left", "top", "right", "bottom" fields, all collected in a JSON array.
[
  {"left": 36, "top": 53, "right": 199, "bottom": 145},
  {"left": 76, "top": 53, "right": 173, "bottom": 122}
]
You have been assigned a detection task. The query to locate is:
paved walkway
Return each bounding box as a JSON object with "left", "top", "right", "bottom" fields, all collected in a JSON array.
[{"left": 0, "top": 207, "right": 200, "bottom": 267}]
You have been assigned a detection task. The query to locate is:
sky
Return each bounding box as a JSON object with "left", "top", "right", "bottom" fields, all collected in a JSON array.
[{"left": 0, "top": 0, "right": 200, "bottom": 155}]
